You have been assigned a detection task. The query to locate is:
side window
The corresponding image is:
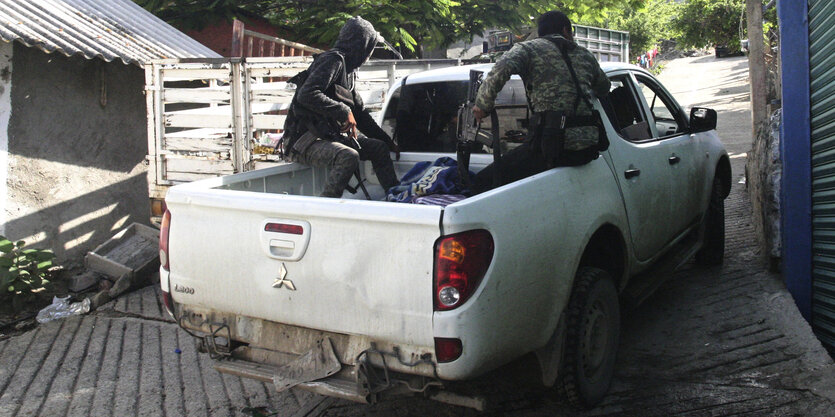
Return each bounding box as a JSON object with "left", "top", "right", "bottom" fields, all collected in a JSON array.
[
  {"left": 635, "top": 75, "right": 687, "bottom": 138},
  {"left": 600, "top": 75, "right": 652, "bottom": 141}
]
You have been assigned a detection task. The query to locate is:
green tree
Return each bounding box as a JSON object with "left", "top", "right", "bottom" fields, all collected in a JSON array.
[
  {"left": 135, "top": 0, "right": 644, "bottom": 57},
  {"left": 133, "top": 0, "right": 269, "bottom": 30},
  {"left": 672, "top": 0, "right": 745, "bottom": 52},
  {"left": 267, "top": 0, "right": 459, "bottom": 55},
  {"left": 594, "top": 0, "right": 678, "bottom": 58}
]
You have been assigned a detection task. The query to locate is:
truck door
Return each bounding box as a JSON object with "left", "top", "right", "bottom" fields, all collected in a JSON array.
[
  {"left": 602, "top": 74, "right": 674, "bottom": 261},
  {"left": 633, "top": 74, "right": 704, "bottom": 234}
]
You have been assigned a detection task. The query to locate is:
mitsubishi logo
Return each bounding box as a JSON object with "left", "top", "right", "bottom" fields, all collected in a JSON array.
[{"left": 272, "top": 263, "right": 296, "bottom": 290}]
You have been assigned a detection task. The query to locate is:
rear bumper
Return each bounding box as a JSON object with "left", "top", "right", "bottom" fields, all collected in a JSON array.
[
  {"left": 213, "top": 357, "right": 376, "bottom": 404},
  {"left": 175, "top": 304, "right": 440, "bottom": 379}
]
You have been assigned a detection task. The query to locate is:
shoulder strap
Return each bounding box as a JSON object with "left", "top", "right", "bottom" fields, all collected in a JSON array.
[
  {"left": 333, "top": 51, "right": 350, "bottom": 90},
  {"left": 290, "top": 51, "right": 351, "bottom": 108},
  {"left": 543, "top": 37, "right": 593, "bottom": 114},
  {"left": 543, "top": 37, "right": 608, "bottom": 152}
]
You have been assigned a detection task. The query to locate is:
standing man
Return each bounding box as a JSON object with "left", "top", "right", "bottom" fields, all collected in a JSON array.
[
  {"left": 472, "top": 11, "right": 610, "bottom": 193},
  {"left": 282, "top": 16, "right": 399, "bottom": 198}
]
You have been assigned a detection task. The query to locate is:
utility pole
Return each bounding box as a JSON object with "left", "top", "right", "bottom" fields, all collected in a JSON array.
[{"left": 747, "top": 0, "right": 767, "bottom": 132}]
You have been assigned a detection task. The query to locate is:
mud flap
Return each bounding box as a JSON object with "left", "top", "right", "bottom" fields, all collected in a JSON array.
[
  {"left": 536, "top": 314, "right": 566, "bottom": 387},
  {"left": 273, "top": 337, "right": 342, "bottom": 392}
]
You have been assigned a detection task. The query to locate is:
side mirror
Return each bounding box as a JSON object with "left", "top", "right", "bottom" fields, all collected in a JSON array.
[{"left": 690, "top": 107, "right": 717, "bottom": 133}]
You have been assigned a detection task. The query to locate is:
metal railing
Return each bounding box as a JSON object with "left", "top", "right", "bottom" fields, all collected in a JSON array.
[{"left": 231, "top": 19, "right": 323, "bottom": 58}]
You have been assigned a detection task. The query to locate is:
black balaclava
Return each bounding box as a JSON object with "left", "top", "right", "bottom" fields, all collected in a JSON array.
[
  {"left": 537, "top": 11, "right": 572, "bottom": 38},
  {"left": 333, "top": 16, "right": 379, "bottom": 73}
]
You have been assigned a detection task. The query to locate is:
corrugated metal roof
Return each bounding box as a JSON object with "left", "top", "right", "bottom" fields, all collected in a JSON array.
[{"left": 0, "top": 0, "right": 221, "bottom": 66}]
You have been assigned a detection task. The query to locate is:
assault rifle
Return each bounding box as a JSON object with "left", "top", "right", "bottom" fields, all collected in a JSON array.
[
  {"left": 456, "top": 70, "right": 484, "bottom": 150},
  {"left": 456, "top": 70, "right": 502, "bottom": 189}
]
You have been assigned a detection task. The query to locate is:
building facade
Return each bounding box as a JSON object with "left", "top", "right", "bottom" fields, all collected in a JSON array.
[
  {"left": 0, "top": 0, "right": 219, "bottom": 263},
  {"left": 780, "top": 0, "right": 835, "bottom": 354}
]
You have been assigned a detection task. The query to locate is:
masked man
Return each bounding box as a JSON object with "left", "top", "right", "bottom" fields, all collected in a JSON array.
[{"left": 282, "top": 17, "right": 399, "bottom": 198}]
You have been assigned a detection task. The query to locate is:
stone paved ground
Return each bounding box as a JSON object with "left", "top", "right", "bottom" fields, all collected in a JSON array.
[
  {"left": 0, "top": 291, "right": 337, "bottom": 417},
  {"left": 1, "top": 55, "right": 834, "bottom": 416}
]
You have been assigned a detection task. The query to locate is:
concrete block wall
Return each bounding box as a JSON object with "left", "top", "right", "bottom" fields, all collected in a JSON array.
[{"left": 2, "top": 41, "right": 150, "bottom": 265}]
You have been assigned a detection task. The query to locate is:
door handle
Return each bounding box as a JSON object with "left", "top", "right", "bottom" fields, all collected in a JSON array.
[
  {"left": 624, "top": 168, "right": 641, "bottom": 179},
  {"left": 669, "top": 155, "right": 681, "bottom": 165}
]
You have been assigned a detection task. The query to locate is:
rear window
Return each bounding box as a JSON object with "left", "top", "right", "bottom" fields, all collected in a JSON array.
[{"left": 384, "top": 79, "right": 528, "bottom": 153}]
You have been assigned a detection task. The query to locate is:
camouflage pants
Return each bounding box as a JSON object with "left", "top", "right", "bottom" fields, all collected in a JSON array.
[{"left": 290, "top": 132, "right": 399, "bottom": 198}]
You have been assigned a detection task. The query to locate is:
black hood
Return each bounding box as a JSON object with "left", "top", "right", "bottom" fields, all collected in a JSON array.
[{"left": 333, "top": 16, "right": 379, "bottom": 72}]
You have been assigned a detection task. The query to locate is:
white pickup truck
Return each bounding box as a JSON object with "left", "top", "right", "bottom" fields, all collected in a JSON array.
[{"left": 159, "top": 62, "right": 730, "bottom": 409}]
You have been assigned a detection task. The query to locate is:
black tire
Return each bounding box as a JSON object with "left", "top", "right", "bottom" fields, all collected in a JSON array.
[
  {"left": 695, "top": 176, "right": 725, "bottom": 265},
  {"left": 558, "top": 267, "right": 620, "bottom": 408}
]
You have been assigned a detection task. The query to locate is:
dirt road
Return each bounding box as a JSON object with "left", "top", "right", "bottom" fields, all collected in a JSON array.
[{"left": 656, "top": 54, "right": 753, "bottom": 156}]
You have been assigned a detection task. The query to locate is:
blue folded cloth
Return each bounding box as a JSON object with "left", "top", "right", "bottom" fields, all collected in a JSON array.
[{"left": 387, "top": 157, "right": 474, "bottom": 203}]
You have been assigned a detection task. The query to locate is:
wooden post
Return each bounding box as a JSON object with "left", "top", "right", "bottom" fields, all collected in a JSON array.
[
  {"left": 747, "top": 0, "right": 767, "bottom": 131},
  {"left": 231, "top": 19, "right": 244, "bottom": 58},
  {"left": 230, "top": 60, "right": 246, "bottom": 173}
]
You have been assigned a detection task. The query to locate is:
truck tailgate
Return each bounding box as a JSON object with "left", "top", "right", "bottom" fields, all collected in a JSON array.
[{"left": 166, "top": 189, "right": 442, "bottom": 348}]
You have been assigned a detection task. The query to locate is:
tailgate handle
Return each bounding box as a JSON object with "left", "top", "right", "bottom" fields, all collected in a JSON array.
[
  {"left": 269, "top": 239, "right": 295, "bottom": 258},
  {"left": 261, "top": 219, "right": 310, "bottom": 261}
]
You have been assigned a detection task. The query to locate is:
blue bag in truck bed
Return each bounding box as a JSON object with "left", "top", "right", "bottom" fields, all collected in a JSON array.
[{"left": 386, "top": 157, "right": 473, "bottom": 203}]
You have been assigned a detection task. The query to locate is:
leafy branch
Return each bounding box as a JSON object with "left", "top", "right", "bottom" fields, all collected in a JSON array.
[
  {"left": 0, "top": 236, "right": 56, "bottom": 312},
  {"left": 134, "top": 0, "right": 644, "bottom": 57}
]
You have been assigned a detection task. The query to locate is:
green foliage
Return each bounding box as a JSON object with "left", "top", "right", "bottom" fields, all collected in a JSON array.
[
  {"left": 672, "top": 0, "right": 745, "bottom": 51},
  {"left": 649, "top": 62, "right": 665, "bottom": 75},
  {"left": 272, "top": 0, "right": 645, "bottom": 54},
  {"left": 133, "top": 0, "right": 269, "bottom": 31},
  {"left": 134, "top": 0, "right": 644, "bottom": 57},
  {"left": 594, "top": 0, "right": 679, "bottom": 59},
  {"left": 0, "top": 236, "right": 55, "bottom": 311},
  {"left": 268, "top": 0, "right": 461, "bottom": 54}
]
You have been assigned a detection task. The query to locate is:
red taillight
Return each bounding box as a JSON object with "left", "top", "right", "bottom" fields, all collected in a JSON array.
[
  {"left": 433, "top": 229, "right": 494, "bottom": 311},
  {"left": 160, "top": 210, "right": 171, "bottom": 271},
  {"left": 264, "top": 223, "right": 304, "bottom": 235},
  {"left": 435, "top": 338, "right": 463, "bottom": 362}
]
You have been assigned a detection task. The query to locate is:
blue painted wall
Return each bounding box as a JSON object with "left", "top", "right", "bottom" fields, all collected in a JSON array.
[{"left": 779, "top": 0, "right": 812, "bottom": 320}]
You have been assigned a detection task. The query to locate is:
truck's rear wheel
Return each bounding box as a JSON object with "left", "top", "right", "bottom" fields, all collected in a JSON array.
[
  {"left": 558, "top": 267, "right": 620, "bottom": 408},
  {"left": 695, "top": 176, "right": 725, "bottom": 266}
]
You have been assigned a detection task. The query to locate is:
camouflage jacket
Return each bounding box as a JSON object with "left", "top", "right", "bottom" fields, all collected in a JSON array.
[{"left": 475, "top": 34, "right": 611, "bottom": 151}]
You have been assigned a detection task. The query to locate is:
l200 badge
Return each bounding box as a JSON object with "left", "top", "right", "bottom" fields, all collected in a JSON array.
[
  {"left": 174, "top": 284, "right": 195, "bottom": 294},
  {"left": 272, "top": 262, "right": 296, "bottom": 290}
]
